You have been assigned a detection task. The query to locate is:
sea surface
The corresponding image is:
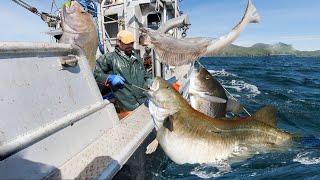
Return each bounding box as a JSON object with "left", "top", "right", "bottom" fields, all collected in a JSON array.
[{"left": 145, "top": 56, "right": 320, "bottom": 179}]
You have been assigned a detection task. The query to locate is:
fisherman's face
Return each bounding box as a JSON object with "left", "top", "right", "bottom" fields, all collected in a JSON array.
[{"left": 119, "top": 41, "right": 134, "bottom": 56}]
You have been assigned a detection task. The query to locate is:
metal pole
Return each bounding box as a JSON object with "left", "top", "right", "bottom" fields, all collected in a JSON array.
[
  {"left": 0, "top": 101, "right": 108, "bottom": 160},
  {"left": 174, "top": 0, "right": 178, "bottom": 38},
  {"left": 123, "top": 0, "right": 127, "bottom": 30}
]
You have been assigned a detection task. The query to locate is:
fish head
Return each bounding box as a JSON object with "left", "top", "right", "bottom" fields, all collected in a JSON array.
[
  {"left": 61, "top": 1, "right": 94, "bottom": 34},
  {"left": 146, "top": 77, "right": 183, "bottom": 127},
  {"left": 190, "top": 66, "right": 213, "bottom": 92},
  {"left": 147, "top": 77, "right": 182, "bottom": 111}
]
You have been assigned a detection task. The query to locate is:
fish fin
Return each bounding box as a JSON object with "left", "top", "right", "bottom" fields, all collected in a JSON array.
[
  {"left": 145, "top": 139, "right": 159, "bottom": 154},
  {"left": 203, "top": 94, "right": 227, "bottom": 103},
  {"left": 46, "top": 29, "right": 63, "bottom": 36},
  {"left": 189, "top": 90, "right": 227, "bottom": 104},
  {"left": 246, "top": 0, "right": 261, "bottom": 23},
  {"left": 226, "top": 99, "right": 244, "bottom": 114},
  {"left": 163, "top": 115, "right": 174, "bottom": 132},
  {"left": 231, "top": 0, "right": 260, "bottom": 31},
  {"left": 252, "top": 105, "right": 277, "bottom": 127}
]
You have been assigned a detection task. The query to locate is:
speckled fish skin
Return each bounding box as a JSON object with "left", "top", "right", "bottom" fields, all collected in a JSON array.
[
  {"left": 60, "top": 1, "right": 98, "bottom": 69},
  {"left": 189, "top": 66, "right": 228, "bottom": 118},
  {"left": 148, "top": 77, "right": 292, "bottom": 164}
]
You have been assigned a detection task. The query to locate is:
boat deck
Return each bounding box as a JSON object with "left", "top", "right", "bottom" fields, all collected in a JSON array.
[{"left": 47, "top": 105, "right": 153, "bottom": 179}]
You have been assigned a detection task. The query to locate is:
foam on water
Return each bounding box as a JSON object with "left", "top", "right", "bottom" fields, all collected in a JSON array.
[
  {"left": 190, "top": 161, "right": 232, "bottom": 179},
  {"left": 224, "top": 80, "right": 261, "bottom": 98},
  {"left": 207, "top": 69, "right": 260, "bottom": 98},
  {"left": 250, "top": 172, "right": 257, "bottom": 177},
  {"left": 287, "top": 90, "right": 294, "bottom": 94},
  {"left": 293, "top": 152, "right": 320, "bottom": 165},
  {"left": 189, "top": 144, "right": 252, "bottom": 179},
  {"left": 209, "top": 69, "right": 237, "bottom": 77}
]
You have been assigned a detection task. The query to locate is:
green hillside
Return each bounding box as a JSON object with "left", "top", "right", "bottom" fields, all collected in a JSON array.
[{"left": 216, "top": 43, "right": 320, "bottom": 57}]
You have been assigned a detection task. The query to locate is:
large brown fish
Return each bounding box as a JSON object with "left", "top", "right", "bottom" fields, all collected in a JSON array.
[
  {"left": 59, "top": 1, "right": 98, "bottom": 69},
  {"left": 147, "top": 77, "right": 292, "bottom": 164},
  {"left": 146, "top": 67, "right": 242, "bottom": 154},
  {"left": 189, "top": 66, "right": 244, "bottom": 118}
]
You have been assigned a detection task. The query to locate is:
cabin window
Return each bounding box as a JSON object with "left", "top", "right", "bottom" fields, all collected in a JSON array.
[
  {"left": 104, "top": 14, "right": 119, "bottom": 38},
  {"left": 147, "top": 13, "right": 162, "bottom": 30}
]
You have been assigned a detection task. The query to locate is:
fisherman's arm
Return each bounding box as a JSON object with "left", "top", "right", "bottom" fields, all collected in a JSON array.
[
  {"left": 94, "top": 54, "right": 112, "bottom": 87},
  {"left": 94, "top": 54, "right": 125, "bottom": 89}
]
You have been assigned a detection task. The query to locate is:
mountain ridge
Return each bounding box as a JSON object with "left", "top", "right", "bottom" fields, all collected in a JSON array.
[{"left": 216, "top": 42, "right": 320, "bottom": 57}]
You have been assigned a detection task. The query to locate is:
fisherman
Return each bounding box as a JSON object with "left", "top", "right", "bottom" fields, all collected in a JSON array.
[{"left": 94, "top": 30, "right": 152, "bottom": 118}]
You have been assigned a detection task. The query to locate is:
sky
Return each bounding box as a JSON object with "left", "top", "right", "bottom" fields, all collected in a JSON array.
[{"left": 0, "top": 0, "right": 319, "bottom": 50}]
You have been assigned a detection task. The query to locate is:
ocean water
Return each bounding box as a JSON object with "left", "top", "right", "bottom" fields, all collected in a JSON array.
[{"left": 145, "top": 56, "right": 320, "bottom": 179}]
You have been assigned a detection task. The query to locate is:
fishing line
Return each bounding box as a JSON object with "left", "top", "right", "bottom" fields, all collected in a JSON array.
[
  {"left": 196, "top": 60, "right": 205, "bottom": 68},
  {"left": 98, "top": 82, "right": 148, "bottom": 91},
  {"left": 221, "top": 84, "right": 251, "bottom": 116}
]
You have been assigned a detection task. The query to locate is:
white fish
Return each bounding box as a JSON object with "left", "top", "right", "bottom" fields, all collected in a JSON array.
[{"left": 142, "top": 0, "right": 260, "bottom": 66}]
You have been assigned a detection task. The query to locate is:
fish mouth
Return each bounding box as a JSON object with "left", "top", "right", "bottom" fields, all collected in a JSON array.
[
  {"left": 64, "top": 1, "right": 85, "bottom": 14},
  {"left": 149, "top": 78, "right": 160, "bottom": 92},
  {"left": 144, "top": 89, "right": 168, "bottom": 110}
]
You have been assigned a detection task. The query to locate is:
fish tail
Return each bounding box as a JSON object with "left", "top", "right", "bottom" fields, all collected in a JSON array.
[{"left": 245, "top": 0, "right": 261, "bottom": 23}]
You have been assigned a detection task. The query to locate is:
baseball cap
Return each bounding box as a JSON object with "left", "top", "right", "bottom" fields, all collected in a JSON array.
[{"left": 117, "top": 30, "right": 135, "bottom": 44}]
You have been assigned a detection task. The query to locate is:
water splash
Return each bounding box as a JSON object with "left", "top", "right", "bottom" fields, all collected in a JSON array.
[
  {"left": 293, "top": 152, "right": 320, "bottom": 165},
  {"left": 190, "top": 161, "right": 232, "bottom": 179},
  {"left": 209, "top": 69, "right": 237, "bottom": 77},
  {"left": 224, "top": 80, "right": 261, "bottom": 98}
]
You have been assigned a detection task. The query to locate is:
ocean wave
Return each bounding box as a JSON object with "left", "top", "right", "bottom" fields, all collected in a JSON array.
[
  {"left": 293, "top": 152, "right": 320, "bottom": 165},
  {"left": 209, "top": 69, "right": 237, "bottom": 77},
  {"left": 190, "top": 161, "right": 232, "bottom": 179},
  {"left": 287, "top": 90, "right": 294, "bottom": 94},
  {"left": 224, "top": 80, "right": 261, "bottom": 98}
]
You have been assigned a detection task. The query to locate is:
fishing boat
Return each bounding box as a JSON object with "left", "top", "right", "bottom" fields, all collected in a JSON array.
[{"left": 0, "top": 0, "right": 192, "bottom": 179}]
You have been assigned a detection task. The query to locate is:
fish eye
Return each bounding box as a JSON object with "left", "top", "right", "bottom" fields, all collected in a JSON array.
[
  {"left": 166, "top": 85, "right": 170, "bottom": 89},
  {"left": 206, "top": 75, "right": 210, "bottom": 80}
]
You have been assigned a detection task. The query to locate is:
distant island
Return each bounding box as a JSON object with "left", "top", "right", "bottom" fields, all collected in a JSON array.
[{"left": 216, "top": 42, "right": 320, "bottom": 57}]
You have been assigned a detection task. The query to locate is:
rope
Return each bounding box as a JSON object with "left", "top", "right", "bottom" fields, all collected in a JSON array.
[
  {"left": 11, "top": 0, "right": 60, "bottom": 21},
  {"left": 195, "top": 61, "right": 251, "bottom": 116},
  {"left": 12, "top": 0, "right": 40, "bottom": 16}
]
